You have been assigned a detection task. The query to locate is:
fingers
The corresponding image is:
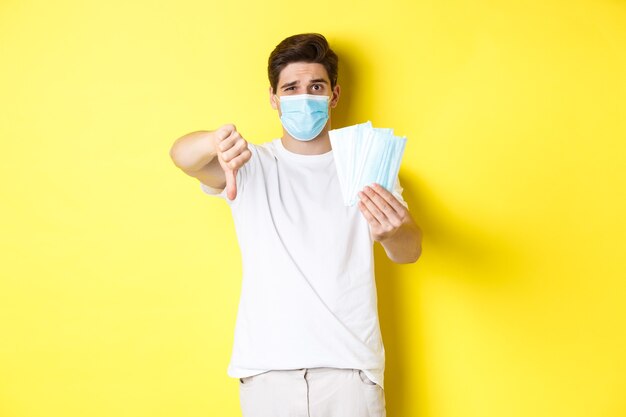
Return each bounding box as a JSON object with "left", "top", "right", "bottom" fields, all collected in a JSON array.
[
  {"left": 214, "top": 124, "right": 236, "bottom": 141},
  {"left": 358, "top": 185, "right": 403, "bottom": 228},
  {"left": 358, "top": 190, "right": 388, "bottom": 225},
  {"left": 358, "top": 200, "right": 381, "bottom": 227},
  {"left": 223, "top": 150, "right": 251, "bottom": 201},
  {"left": 212, "top": 123, "right": 251, "bottom": 201},
  {"left": 225, "top": 168, "right": 237, "bottom": 200},
  {"left": 213, "top": 124, "right": 238, "bottom": 155},
  {"left": 370, "top": 183, "right": 406, "bottom": 214},
  {"left": 217, "top": 128, "right": 242, "bottom": 152},
  {"left": 216, "top": 127, "right": 249, "bottom": 167},
  {"left": 220, "top": 134, "right": 248, "bottom": 162},
  {"left": 224, "top": 148, "right": 251, "bottom": 171}
]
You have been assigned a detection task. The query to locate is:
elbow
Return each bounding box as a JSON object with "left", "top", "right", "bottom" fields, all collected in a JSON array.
[
  {"left": 169, "top": 142, "right": 182, "bottom": 167},
  {"left": 396, "top": 244, "right": 422, "bottom": 264},
  {"left": 408, "top": 225, "right": 423, "bottom": 263},
  {"left": 408, "top": 244, "right": 422, "bottom": 263},
  {"left": 169, "top": 142, "right": 193, "bottom": 172}
]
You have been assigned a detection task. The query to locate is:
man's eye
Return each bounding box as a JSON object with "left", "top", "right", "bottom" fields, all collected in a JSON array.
[{"left": 311, "top": 84, "right": 322, "bottom": 90}]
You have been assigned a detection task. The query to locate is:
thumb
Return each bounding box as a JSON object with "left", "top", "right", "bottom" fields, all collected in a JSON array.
[{"left": 225, "top": 167, "right": 238, "bottom": 200}]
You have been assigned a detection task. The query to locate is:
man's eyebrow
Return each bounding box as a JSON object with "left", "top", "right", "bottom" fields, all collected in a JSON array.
[
  {"left": 309, "top": 78, "right": 328, "bottom": 84},
  {"left": 280, "top": 80, "right": 299, "bottom": 89}
]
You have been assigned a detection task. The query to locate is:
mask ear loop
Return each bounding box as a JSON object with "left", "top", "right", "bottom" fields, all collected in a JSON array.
[
  {"left": 271, "top": 94, "right": 279, "bottom": 114},
  {"left": 272, "top": 94, "right": 281, "bottom": 108}
]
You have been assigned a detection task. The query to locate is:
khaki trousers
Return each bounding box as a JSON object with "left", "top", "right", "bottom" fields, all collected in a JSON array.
[{"left": 238, "top": 367, "right": 386, "bottom": 417}]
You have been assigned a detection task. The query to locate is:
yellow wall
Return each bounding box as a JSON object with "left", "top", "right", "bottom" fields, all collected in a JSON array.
[{"left": 1, "top": 0, "right": 625, "bottom": 416}]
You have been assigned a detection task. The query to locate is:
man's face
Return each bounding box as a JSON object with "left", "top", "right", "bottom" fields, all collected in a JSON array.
[{"left": 270, "top": 62, "right": 340, "bottom": 114}]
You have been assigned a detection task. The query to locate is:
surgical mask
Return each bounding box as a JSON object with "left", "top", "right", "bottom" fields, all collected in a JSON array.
[
  {"left": 329, "top": 121, "right": 407, "bottom": 206},
  {"left": 276, "top": 94, "right": 330, "bottom": 141}
]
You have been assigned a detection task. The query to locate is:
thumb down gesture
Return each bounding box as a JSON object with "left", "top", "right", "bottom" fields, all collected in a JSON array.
[{"left": 214, "top": 124, "right": 252, "bottom": 200}]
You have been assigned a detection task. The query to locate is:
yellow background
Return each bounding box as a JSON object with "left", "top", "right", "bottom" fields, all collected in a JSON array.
[{"left": 1, "top": 0, "right": 625, "bottom": 416}]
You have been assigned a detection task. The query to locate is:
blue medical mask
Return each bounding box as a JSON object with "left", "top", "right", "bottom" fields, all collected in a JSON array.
[
  {"left": 329, "top": 121, "right": 407, "bottom": 206},
  {"left": 276, "top": 94, "right": 331, "bottom": 141}
]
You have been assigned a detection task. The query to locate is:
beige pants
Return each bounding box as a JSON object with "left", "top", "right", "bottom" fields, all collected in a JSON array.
[{"left": 238, "top": 367, "right": 386, "bottom": 417}]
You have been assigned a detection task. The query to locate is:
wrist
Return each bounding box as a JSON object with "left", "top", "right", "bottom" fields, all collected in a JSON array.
[{"left": 204, "top": 131, "right": 220, "bottom": 157}]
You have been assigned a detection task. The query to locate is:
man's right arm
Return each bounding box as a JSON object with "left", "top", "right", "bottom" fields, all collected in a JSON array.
[
  {"left": 169, "top": 124, "right": 251, "bottom": 200},
  {"left": 169, "top": 130, "right": 226, "bottom": 189}
]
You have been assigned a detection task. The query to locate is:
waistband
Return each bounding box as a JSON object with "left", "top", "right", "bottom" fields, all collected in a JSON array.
[{"left": 255, "top": 367, "right": 357, "bottom": 380}]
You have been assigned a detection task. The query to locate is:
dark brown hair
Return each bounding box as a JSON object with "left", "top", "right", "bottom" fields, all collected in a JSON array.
[{"left": 268, "top": 33, "right": 339, "bottom": 92}]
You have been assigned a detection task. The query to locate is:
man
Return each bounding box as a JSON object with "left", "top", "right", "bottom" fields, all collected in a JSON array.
[{"left": 169, "top": 33, "right": 422, "bottom": 417}]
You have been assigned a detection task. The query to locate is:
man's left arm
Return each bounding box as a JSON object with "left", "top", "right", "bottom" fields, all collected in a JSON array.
[{"left": 358, "top": 183, "right": 423, "bottom": 264}]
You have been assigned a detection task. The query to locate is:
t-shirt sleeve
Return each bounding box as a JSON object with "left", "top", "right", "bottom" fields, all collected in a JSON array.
[
  {"left": 199, "top": 174, "right": 235, "bottom": 199},
  {"left": 392, "top": 176, "right": 409, "bottom": 209},
  {"left": 199, "top": 143, "right": 257, "bottom": 204}
]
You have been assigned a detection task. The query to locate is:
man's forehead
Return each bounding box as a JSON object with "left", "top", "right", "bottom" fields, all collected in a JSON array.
[{"left": 278, "top": 62, "right": 330, "bottom": 84}]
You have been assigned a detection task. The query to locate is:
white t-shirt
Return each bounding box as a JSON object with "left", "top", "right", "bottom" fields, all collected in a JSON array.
[{"left": 199, "top": 138, "right": 407, "bottom": 390}]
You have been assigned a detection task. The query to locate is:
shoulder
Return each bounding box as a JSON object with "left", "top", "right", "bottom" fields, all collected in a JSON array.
[
  {"left": 254, "top": 139, "right": 280, "bottom": 154},
  {"left": 247, "top": 139, "right": 280, "bottom": 162}
]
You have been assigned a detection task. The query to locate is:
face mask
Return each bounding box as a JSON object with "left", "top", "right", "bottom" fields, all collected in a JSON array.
[
  {"left": 329, "top": 121, "right": 407, "bottom": 206},
  {"left": 276, "top": 94, "right": 331, "bottom": 141}
]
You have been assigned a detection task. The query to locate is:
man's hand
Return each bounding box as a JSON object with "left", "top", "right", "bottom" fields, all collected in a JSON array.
[
  {"left": 357, "top": 183, "right": 422, "bottom": 263},
  {"left": 357, "top": 183, "right": 408, "bottom": 241},
  {"left": 213, "top": 124, "right": 251, "bottom": 200}
]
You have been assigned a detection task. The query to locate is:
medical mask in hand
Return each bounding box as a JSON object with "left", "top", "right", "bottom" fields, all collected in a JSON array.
[
  {"left": 277, "top": 94, "right": 330, "bottom": 141},
  {"left": 329, "top": 121, "right": 407, "bottom": 206}
]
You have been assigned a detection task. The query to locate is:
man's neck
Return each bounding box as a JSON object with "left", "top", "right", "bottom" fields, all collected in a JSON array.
[{"left": 280, "top": 130, "right": 332, "bottom": 155}]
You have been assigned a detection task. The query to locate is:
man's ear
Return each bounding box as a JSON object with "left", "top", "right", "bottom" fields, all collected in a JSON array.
[
  {"left": 269, "top": 86, "right": 278, "bottom": 110},
  {"left": 330, "top": 84, "right": 341, "bottom": 109}
]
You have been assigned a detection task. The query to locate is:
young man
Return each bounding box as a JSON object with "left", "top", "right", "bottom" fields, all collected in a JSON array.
[{"left": 169, "top": 33, "right": 422, "bottom": 417}]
